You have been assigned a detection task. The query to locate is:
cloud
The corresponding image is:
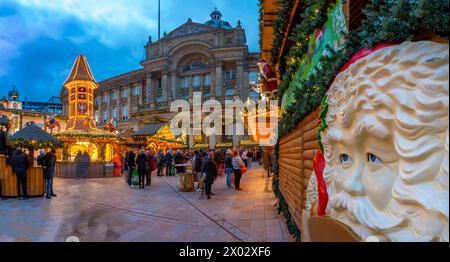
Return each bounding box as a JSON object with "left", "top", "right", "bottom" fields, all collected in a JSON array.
[{"left": 0, "top": 0, "right": 260, "bottom": 102}]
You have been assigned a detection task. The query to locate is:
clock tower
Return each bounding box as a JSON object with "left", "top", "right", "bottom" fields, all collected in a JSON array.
[{"left": 64, "top": 55, "right": 98, "bottom": 131}]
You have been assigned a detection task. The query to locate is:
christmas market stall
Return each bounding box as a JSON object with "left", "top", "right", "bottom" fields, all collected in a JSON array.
[
  {"left": 53, "top": 55, "right": 124, "bottom": 178},
  {"left": 0, "top": 122, "right": 62, "bottom": 197},
  {"left": 260, "top": 0, "right": 449, "bottom": 242},
  {"left": 132, "top": 123, "right": 187, "bottom": 152}
]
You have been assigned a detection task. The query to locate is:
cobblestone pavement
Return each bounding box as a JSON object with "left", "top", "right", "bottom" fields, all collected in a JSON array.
[{"left": 0, "top": 165, "right": 294, "bottom": 242}]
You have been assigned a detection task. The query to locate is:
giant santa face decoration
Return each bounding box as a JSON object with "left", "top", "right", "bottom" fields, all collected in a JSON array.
[{"left": 322, "top": 41, "right": 449, "bottom": 242}]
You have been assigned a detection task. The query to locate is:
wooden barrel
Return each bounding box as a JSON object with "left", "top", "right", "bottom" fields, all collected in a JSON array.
[{"left": 0, "top": 155, "right": 44, "bottom": 197}]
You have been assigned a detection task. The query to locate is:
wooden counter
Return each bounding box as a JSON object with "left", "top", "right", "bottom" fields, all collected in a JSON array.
[{"left": 0, "top": 154, "right": 45, "bottom": 197}]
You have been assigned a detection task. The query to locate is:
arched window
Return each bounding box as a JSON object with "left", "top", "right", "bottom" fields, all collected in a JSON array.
[
  {"left": 193, "top": 75, "right": 201, "bottom": 87},
  {"left": 204, "top": 74, "right": 211, "bottom": 86}
]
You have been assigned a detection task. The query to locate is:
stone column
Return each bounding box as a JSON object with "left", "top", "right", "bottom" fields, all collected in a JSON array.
[
  {"left": 236, "top": 60, "right": 244, "bottom": 99},
  {"left": 97, "top": 92, "right": 103, "bottom": 123},
  {"left": 137, "top": 84, "right": 143, "bottom": 106},
  {"left": 188, "top": 75, "right": 193, "bottom": 100},
  {"left": 170, "top": 72, "right": 177, "bottom": 101},
  {"left": 242, "top": 71, "right": 249, "bottom": 100},
  {"left": 106, "top": 90, "right": 111, "bottom": 122},
  {"left": 233, "top": 136, "right": 240, "bottom": 149},
  {"left": 189, "top": 133, "right": 194, "bottom": 149},
  {"left": 146, "top": 72, "right": 155, "bottom": 107},
  {"left": 127, "top": 86, "right": 132, "bottom": 119},
  {"left": 215, "top": 61, "right": 223, "bottom": 98},
  {"left": 209, "top": 134, "right": 216, "bottom": 150},
  {"left": 162, "top": 72, "right": 169, "bottom": 103},
  {"left": 116, "top": 88, "right": 121, "bottom": 122}
]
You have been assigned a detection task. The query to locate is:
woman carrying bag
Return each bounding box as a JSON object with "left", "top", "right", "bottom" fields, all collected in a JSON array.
[{"left": 232, "top": 150, "right": 245, "bottom": 191}]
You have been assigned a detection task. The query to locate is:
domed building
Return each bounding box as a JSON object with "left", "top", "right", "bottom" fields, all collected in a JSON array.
[
  {"left": 204, "top": 8, "right": 233, "bottom": 29},
  {"left": 62, "top": 8, "right": 261, "bottom": 150}
]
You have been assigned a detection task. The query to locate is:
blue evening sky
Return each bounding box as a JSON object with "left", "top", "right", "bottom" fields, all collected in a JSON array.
[{"left": 0, "top": 0, "right": 260, "bottom": 102}]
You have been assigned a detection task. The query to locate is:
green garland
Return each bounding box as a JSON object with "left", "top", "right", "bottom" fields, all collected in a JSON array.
[
  {"left": 271, "top": 0, "right": 296, "bottom": 66},
  {"left": 279, "top": 0, "right": 449, "bottom": 138},
  {"left": 272, "top": 142, "right": 301, "bottom": 241},
  {"left": 277, "top": 0, "right": 335, "bottom": 96},
  {"left": 317, "top": 96, "right": 328, "bottom": 153},
  {"left": 258, "top": 0, "right": 264, "bottom": 50},
  {"left": 266, "top": 0, "right": 449, "bottom": 241},
  {"left": 12, "top": 138, "right": 63, "bottom": 150}
]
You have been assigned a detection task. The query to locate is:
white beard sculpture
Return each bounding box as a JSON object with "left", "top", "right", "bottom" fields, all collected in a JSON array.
[{"left": 322, "top": 41, "right": 449, "bottom": 242}]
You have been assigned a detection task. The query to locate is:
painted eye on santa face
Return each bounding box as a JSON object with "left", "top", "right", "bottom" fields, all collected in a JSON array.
[
  {"left": 339, "top": 154, "right": 353, "bottom": 165},
  {"left": 367, "top": 153, "right": 383, "bottom": 165}
]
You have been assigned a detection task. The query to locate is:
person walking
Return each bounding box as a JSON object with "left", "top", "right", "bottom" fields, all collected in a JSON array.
[
  {"left": 247, "top": 149, "right": 253, "bottom": 169},
  {"left": 146, "top": 150, "right": 156, "bottom": 186},
  {"left": 82, "top": 151, "right": 91, "bottom": 179},
  {"left": 256, "top": 147, "right": 263, "bottom": 165},
  {"left": 201, "top": 151, "right": 217, "bottom": 200},
  {"left": 136, "top": 149, "right": 148, "bottom": 189},
  {"left": 43, "top": 149, "right": 57, "bottom": 199},
  {"left": 165, "top": 150, "right": 173, "bottom": 176},
  {"left": 156, "top": 150, "right": 165, "bottom": 176},
  {"left": 242, "top": 149, "right": 249, "bottom": 168},
  {"left": 263, "top": 147, "right": 274, "bottom": 177},
  {"left": 112, "top": 152, "right": 122, "bottom": 177},
  {"left": 9, "top": 149, "right": 29, "bottom": 200},
  {"left": 126, "top": 148, "right": 136, "bottom": 186},
  {"left": 74, "top": 150, "right": 83, "bottom": 179},
  {"left": 232, "top": 150, "right": 245, "bottom": 191},
  {"left": 224, "top": 149, "right": 234, "bottom": 189},
  {"left": 193, "top": 151, "right": 203, "bottom": 192}
]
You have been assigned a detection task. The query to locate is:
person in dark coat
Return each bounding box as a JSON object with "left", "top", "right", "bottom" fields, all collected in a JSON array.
[
  {"left": 0, "top": 127, "right": 7, "bottom": 155},
  {"left": 74, "top": 151, "right": 83, "bottom": 179},
  {"left": 156, "top": 150, "right": 165, "bottom": 176},
  {"left": 146, "top": 150, "right": 156, "bottom": 186},
  {"left": 9, "top": 149, "right": 29, "bottom": 200},
  {"left": 136, "top": 149, "right": 148, "bottom": 189},
  {"left": 81, "top": 151, "right": 91, "bottom": 179},
  {"left": 201, "top": 151, "right": 217, "bottom": 199},
  {"left": 126, "top": 148, "right": 136, "bottom": 186},
  {"left": 43, "top": 149, "right": 57, "bottom": 199},
  {"left": 165, "top": 150, "right": 173, "bottom": 176},
  {"left": 193, "top": 151, "right": 203, "bottom": 191}
]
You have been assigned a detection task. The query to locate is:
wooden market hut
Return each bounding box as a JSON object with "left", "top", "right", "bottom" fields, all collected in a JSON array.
[
  {"left": 132, "top": 123, "right": 187, "bottom": 152},
  {"left": 0, "top": 122, "right": 62, "bottom": 197},
  {"left": 54, "top": 55, "right": 123, "bottom": 163}
]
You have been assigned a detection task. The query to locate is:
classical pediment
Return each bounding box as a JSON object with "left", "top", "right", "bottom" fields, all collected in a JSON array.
[{"left": 164, "top": 22, "right": 216, "bottom": 39}]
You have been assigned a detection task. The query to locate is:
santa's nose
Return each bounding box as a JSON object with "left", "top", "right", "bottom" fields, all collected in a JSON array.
[{"left": 342, "top": 162, "right": 365, "bottom": 196}]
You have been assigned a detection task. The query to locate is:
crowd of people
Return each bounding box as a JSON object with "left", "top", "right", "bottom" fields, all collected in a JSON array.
[
  {"left": 2, "top": 124, "right": 275, "bottom": 202},
  {"left": 116, "top": 146, "right": 274, "bottom": 200}
]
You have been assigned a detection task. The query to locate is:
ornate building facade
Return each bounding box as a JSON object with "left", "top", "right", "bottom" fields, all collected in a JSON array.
[{"left": 60, "top": 9, "right": 260, "bottom": 148}]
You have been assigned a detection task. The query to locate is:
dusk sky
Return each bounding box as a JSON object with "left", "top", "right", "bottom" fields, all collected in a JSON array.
[{"left": 0, "top": 0, "right": 260, "bottom": 102}]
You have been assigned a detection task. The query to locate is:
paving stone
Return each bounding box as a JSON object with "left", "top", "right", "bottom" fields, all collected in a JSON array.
[{"left": 0, "top": 166, "right": 291, "bottom": 242}]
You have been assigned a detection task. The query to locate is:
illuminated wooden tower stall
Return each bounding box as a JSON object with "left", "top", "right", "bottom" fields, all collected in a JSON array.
[{"left": 55, "top": 55, "right": 122, "bottom": 162}]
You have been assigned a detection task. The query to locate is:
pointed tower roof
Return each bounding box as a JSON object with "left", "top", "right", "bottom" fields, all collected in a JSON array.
[{"left": 64, "top": 55, "right": 96, "bottom": 85}]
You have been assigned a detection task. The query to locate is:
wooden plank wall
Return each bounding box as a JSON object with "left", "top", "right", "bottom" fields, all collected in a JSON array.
[
  {"left": 0, "top": 155, "right": 45, "bottom": 197},
  {"left": 278, "top": 107, "right": 321, "bottom": 228},
  {"left": 55, "top": 162, "right": 114, "bottom": 178}
]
